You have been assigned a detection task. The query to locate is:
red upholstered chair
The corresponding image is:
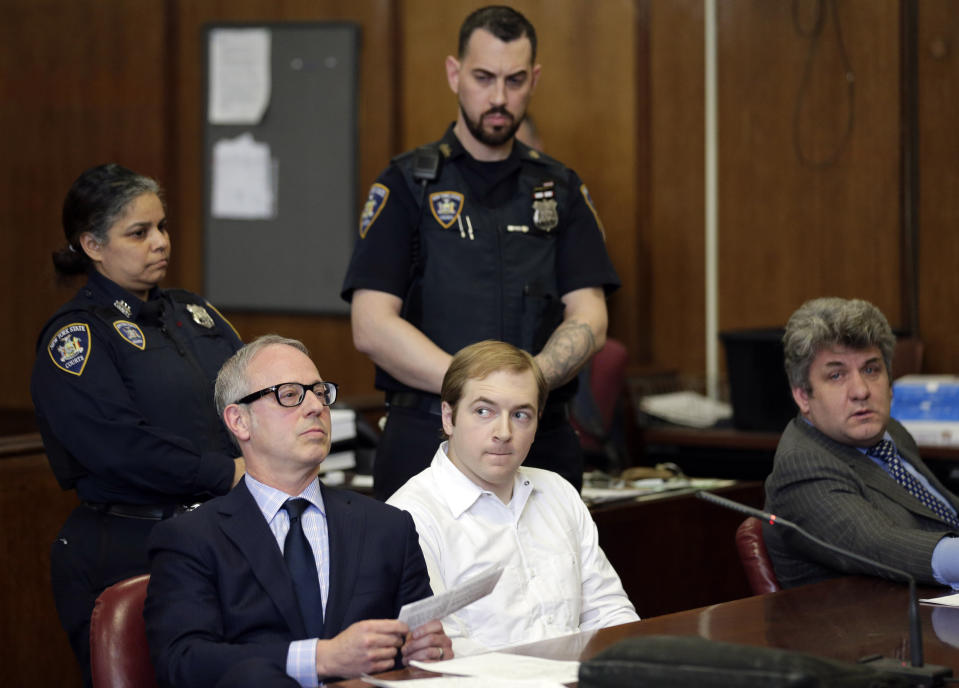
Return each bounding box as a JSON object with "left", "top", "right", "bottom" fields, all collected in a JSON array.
[
  {"left": 89, "top": 574, "right": 157, "bottom": 688},
  {"left": 571, "top": 338, "right": 629, "bottom": 471},
  {"left": 735, "top": 517, "right": 781, "bottom": 595}
]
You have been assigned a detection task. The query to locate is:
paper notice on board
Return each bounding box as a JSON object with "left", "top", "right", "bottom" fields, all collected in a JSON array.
[
  {"left": 211, "top": 133, "right": 275, "bottom": 219},
  {"left": 208, "top": 28, "right": 271, "bottom": 125}
]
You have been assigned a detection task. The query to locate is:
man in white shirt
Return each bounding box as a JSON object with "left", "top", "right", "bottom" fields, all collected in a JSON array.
[{"left": 387, "top": 340, "right": 638, "bottom": 655}]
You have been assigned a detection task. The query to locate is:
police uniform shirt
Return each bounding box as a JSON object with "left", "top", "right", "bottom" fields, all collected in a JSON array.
[
  {"left": 31, "top": 270, "right": 242, "bottom": 505},
  {"left": 340, "top": 123, "right": 619, "bottom": 310}
]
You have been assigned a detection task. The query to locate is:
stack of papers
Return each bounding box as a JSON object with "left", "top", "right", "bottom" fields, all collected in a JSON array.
[
  {"left": 639, "top": 391, "right": 732, "bottom": 428},
  {"left": 581, "top": 478, "right": 735, "bottom": 505}
]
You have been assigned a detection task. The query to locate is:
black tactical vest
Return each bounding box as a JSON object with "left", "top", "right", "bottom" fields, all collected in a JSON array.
[{"left": 396, "top": 141, "right": 569, "bottom": 358}]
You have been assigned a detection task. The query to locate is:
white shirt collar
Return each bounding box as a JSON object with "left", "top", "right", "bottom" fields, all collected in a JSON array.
[{"left": 431, "top": 442, "right": 534, "bottom": 519}]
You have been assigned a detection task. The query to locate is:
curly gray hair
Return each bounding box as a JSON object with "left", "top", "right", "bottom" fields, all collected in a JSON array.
[{"left": 783, "top": 297, "right": 896, "bottom": 394}]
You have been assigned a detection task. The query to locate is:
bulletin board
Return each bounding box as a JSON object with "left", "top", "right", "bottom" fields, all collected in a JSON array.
[{"left": 202, "top": 22, "right": 359, "bottom": 314}]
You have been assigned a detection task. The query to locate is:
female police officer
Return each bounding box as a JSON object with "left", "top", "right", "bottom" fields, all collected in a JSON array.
[{"left": 30, "top": 164, "right": 245, "bottom": 686}]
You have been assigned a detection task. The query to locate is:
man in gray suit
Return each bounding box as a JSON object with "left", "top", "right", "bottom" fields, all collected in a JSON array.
[{"left": 764, "top": 297, "right": 959, "bottom": 589}]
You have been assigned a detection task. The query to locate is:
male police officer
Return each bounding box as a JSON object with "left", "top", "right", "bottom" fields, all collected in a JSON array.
[
  {"left": 341, "top": 6, "right": 619, "bottom": 499},
  {"left": 764, "top": 297, "right": 959, "bottom": 589}
]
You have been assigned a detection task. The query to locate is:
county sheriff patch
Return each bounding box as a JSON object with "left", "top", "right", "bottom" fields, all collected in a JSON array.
[
  {"left": 48, "top": 323, "right": 91, "bottom": 376},
  {"left": 113, "top": 320, "right": 146, "bottom": 349},
  {"left": 429, "top": 191, "right": 464, "bottom": 229},
  {"left": 359, "top": 183, "right": 389, "bottom": 238}
]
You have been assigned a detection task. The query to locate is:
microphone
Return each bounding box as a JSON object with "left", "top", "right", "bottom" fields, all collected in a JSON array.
[{"left": 697, "top": 490, "right": 952, "bottom": 687}]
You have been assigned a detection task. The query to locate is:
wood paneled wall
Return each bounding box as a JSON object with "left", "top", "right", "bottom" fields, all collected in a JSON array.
[
  {"left": 1, "top": 0, "right": 171, "bottom": 411},
  {"left": 918, "top": 0, "right": 959, "bottom": 374},
  {"left": 649, "top": 0, "right": 904, "bottom": 377},
  {"left": 3, "top": 0, "right": 959, "bottom": 409}
]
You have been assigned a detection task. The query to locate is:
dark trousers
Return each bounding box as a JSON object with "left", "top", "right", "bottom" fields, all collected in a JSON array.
[
  {"left": 50, "top": 505, "right": 156, "bottom": 688},
  {"left": 373, "top": 404, "right": 584, "bottom": 500}
]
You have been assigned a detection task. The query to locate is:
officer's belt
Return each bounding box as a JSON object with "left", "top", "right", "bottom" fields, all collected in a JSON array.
[
  {"left": 82, "top": 501, "right": 195, "bottom": 520},
  {"left": 387, "top": 391, "right": 442, "bottom": 415},
  {"left": 386, "top": 391, "right": 570, "bottom": 430}
]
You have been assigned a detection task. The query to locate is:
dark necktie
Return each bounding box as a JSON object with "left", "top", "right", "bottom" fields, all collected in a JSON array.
[
  {"left": 868, "top": 439, "right": 959, "bottom": 528},
  {"left": 282, "top": 498, "right": 324, "bottom": 638}
]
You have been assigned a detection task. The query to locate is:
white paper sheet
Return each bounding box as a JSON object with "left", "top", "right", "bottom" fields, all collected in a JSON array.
[
  {"left": 208, "top": 28, "right": 271, "bottom": 125},
  {"left": 211, "top": 132, "right": 275, "bottom": 219},
  {"left": 398, "top": 567, "right": 503, "bottom": 629},
  {"left": 920, "top": 592, "right": 959, "bottom": 607},
  {"left": 409, "top": 652, "right": 580, "bottom": 684}
]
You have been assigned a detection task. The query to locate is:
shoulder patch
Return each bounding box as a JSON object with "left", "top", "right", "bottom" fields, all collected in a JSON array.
[
  {"left": 47, "top": 323, "right": 91, "bottom": 376},
  {"left": 429, "top": 191, "right": 464, "bottom": 229},
  {"left": 205, "top": 301, "right": 241, "bottom": 340},
  {"left": 580, "top": 184, "right": 606, "bottom": 239},
  {"left": 113, "top": 320, "right": 146, "bottom": 350},
  {"left": 359, "top": 183, "right": 390, "bottom": 238}
]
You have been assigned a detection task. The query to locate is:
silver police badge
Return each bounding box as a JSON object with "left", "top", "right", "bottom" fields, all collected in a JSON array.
[
  {"left": 532, "top": 181, "right": 559, "bottom": 232},
  {"left": 186, "top": 304, "right": 215, "bottom": 328}
]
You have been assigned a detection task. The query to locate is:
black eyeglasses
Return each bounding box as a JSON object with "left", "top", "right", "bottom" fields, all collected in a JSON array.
[{"left": 235, "top": 381, "right": 338, "bottom": 408}]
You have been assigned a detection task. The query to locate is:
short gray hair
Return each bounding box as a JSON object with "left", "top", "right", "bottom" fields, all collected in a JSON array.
[
  {"left": 783, "top": 297, "right": 896, "bottom": 394},
  {"left": 214, "top": 334, "right": 310, "bottom": 419}
]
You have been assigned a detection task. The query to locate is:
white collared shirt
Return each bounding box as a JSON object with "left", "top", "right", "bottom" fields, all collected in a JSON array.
[{"left": 387, "top": 443, "right": 638, "bottom": 656}]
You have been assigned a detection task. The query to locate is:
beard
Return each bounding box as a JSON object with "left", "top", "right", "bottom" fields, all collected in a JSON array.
[{"left": 460, "top": 102, "right": 523, "bottom": 147}]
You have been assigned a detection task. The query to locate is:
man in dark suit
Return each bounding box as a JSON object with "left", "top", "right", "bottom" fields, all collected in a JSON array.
[
  {"left": 764, "top": 297, "right": 959, "bottom": 589},
  {"left": 144, "top": 335, "right": 451, "bottom": 688}
]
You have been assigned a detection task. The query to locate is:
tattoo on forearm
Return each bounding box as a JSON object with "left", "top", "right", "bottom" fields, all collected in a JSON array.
[{"left": 538, "top": 320, "right": 596, "bottom": 387}]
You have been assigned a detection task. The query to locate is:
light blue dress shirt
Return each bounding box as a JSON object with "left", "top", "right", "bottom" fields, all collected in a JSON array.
[{"left": 245, "top": 475, "right": 330, "bottom": 687}]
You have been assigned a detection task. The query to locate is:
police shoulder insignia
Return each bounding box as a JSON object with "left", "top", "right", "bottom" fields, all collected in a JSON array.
[
  {"left": 113, "top": 321, "right": 146, "bottom": 350},
  {"left": 429, "top": 191, "right": 464, "bottom": 229},
  {"left": 359, "top": 183, "right": 390, "bottom": 238},
  {"left": 186, "top": 304, "right": 215, "bottom": 328},
  {"left": 47, "top": 323, "right": 91, "bottom": 376},
  {"left": 205, "top": 301, "right": 241, "bottom": 340},
  {"left": 580, "top": 184, "right": 607, "bottom": 238}
]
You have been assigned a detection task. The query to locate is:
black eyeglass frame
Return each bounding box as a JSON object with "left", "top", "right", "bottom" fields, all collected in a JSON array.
[{"left": 234, "top": 381, "right": 338, "bottom": 408}]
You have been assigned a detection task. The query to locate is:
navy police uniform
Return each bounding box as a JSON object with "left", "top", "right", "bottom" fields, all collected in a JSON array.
[
  {"left": 31, "top": 269, "right": 242, "bottom": 686},
  {"left": 342, "top": 124, "right": 620, "bottom": 499}
]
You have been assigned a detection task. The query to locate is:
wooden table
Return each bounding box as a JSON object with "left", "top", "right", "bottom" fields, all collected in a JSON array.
[
  {"left": 332, "top": 575, "right": 959, "bottom": 685},
  {"left": 589, "top": 481, "right": 763, "bottom": 617}
]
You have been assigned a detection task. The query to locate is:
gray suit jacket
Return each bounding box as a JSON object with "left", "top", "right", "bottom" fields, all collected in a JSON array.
[{"left": 763, "top": 417, "right": 959, "bottom": 588}]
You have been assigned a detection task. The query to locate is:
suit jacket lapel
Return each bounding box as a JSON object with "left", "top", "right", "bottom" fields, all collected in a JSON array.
[
  {"left": 893, "top": 430, "right": 959, "bottom": 517},
  {"left": 827, "top": 429, "right": 955, "bottom": 524},
  {"left": 218, "top": 479, "right": 307, "bottom": 637},
  {"left": 321, "top": 484, "right": 365, "bottom": 638}
]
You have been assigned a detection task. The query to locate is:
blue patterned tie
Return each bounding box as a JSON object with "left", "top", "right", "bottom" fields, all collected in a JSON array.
[
  {"left": 868, "top": 440, "right": 959, "bottom": 528},
  {"left": 283, "top": 498, "right": 324, "bottom": 638}
]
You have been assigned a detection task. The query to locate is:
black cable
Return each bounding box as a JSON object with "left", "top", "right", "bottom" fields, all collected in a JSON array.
[{"left": 792, "top": 0, "right": 856, "bottom": 169}]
